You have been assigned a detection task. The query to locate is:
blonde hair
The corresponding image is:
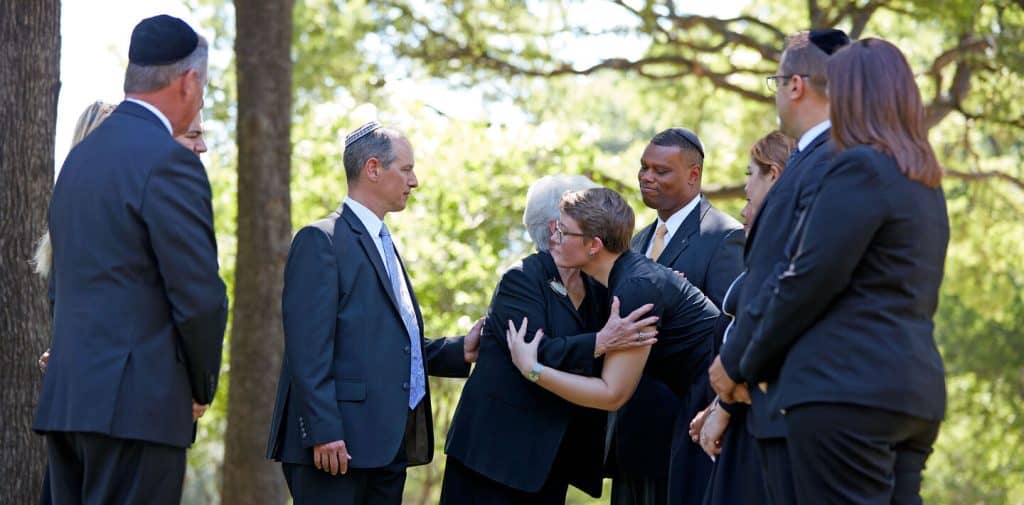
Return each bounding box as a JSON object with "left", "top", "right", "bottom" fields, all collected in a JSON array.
[{"left": 32, "top": 101, "right": 116, "bottom": 278}]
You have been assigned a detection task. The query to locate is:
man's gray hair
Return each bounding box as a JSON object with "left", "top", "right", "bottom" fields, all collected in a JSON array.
[
  {"left": 124, "top": 36, "right": 209, "bottom": 93},
  {"left": 523, "top": 175, "right": 600, "bottom": 252},
  {"left": 343, "top": 126, "right": 402, "bottom": 183}
]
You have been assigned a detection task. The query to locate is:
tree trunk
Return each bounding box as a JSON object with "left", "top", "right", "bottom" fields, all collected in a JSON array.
[
  {"left": 0, "top": 0, "right": 60, "bottom": 502},
  {"left": 221, "top": 0, "right": 294, "bottom": 503}
]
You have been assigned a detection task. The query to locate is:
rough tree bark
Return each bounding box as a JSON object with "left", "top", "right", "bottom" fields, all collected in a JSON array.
[
  {"left": 221, "top": 0, "right": 294, "bottom": 503},
  {"left": 0, "top": 0, "right": 60, "bottom": 502}
]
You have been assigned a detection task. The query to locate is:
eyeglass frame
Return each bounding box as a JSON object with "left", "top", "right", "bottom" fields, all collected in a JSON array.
[
  {"left": 765, "top": 73, "right": 810, "bottom": 93},
  {"left": 553, "top": 220, "right": 590, "bottom": 245}
]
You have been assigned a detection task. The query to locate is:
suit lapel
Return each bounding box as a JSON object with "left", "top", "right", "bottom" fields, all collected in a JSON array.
[
  {"left": 656, "top": 197, "right": 704, "bottom": 267},
  {"left": 340, "top": 206, "right": 404, "bottom": 315}
]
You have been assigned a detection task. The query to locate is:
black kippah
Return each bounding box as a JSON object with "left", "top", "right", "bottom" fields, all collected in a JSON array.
[
  {"left": 129, "top": 15, "right": 199, "bottom": 66},
  {"left": 808, "top": 29, "right": 851, "bottom": 56}
]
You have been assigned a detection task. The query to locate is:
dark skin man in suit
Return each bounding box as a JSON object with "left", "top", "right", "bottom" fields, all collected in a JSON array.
[{"left": 612, "top": 128, "right": 743, "bottom": 505}]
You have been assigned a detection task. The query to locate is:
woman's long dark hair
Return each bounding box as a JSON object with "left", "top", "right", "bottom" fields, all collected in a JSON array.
[{"left": 827, "top": 38, "right": 942, "bottom": 188}]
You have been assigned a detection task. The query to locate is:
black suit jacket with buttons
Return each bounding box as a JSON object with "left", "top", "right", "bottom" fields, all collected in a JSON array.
[{"left": 266, "top": 205, "right": 470, "bottom": 469}]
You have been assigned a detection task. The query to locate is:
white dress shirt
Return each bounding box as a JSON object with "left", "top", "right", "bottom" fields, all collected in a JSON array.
[
  {"left": 797, "top": 120, "right": 831, "bottom": 152},
  {"left": 125, "top": 98, "right": 173, "bottom": 135}
]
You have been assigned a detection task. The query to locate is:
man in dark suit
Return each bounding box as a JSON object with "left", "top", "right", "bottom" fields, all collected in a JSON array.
[
  {"left": 710, "top": 29, "right": 850, "bottom": 505},
  {"left": 266, "top": 123, "right": 482, "bottom": 504},
  {"left": 33, "top": 15, "right": 227, "bottom": 505},
  {"left": 611, "top": 128, "right": 744, "bottom": 505}
]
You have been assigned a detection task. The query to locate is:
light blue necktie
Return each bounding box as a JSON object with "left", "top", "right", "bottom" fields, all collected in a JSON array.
[{"left": 379, "top": 224, "right": 426, "bottom": 409}]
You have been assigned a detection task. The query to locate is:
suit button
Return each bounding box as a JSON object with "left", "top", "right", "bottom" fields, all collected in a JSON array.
[
  {"left": 402, "top": 382, "right": 410, "bottom": 391},
  {"left": 403, "top": 345, "right": 411, "bottom": 355}
]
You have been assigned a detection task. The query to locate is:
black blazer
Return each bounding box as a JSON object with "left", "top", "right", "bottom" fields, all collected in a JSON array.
[
  {"left": 607, "top": 252, "right": 720, "bottom": 394},
  {"left": 604, "top": 251, "right": 720, "bottom": 480},
  {"left": 445, "top": 251, "right": 609, "bottom": 496},
  {"left": 614, "top": 197, "right": 743, "bottom": 478},
  {"left": 718, "top": 128, "right": 835, "bottom": 439},
  {"left": 739, "top": 146, "right": 948, "bottom": 421},
  {"left": 34, "top": 101, "right": 228, "bottom": 448},
  {"left": 266, "top": 206, "right": 470, "bottom": 469}
]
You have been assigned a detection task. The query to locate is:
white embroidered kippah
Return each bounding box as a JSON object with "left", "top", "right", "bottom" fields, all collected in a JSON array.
[{"left": 344, "top": 121, "right": 382, "bottom": 148}]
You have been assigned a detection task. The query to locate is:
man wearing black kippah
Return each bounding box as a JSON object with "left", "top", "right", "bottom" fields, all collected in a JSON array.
[
  {"left": 709, "top": 28, "right": 850, "bottom": 505},
  {"left": 34, "top": 14, "right": 227, "bottom": 504},
  {"left": 266, "top": 123, "right": 482, "bottom": 504},
  {"left": 606, "top": 128, "right": 743, "bottom": 505}
]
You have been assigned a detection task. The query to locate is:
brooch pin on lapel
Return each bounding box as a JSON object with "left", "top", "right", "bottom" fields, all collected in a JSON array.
[{"left": 548, "top": 279, "right": 567, "bottom": 297}]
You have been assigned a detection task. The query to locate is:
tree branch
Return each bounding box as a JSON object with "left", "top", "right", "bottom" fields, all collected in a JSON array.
[
  {"left": 945, "top": 168, "right": 1024, "bottom": 193},
  {"left": 924, "top": 35, "right": 993, "bottom": 130}
]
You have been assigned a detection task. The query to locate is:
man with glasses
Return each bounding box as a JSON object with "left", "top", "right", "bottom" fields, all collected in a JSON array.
[
  {"left": 609, "top": 128, "right": 744, "bottom": 505},
  {"left": 709, "top": 29, "right": 850, "bottom": 505}
]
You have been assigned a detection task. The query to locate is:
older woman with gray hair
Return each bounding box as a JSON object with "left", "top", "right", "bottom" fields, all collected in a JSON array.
[{"left": 441, "top": 175, "right": 658, "bottom": 505}]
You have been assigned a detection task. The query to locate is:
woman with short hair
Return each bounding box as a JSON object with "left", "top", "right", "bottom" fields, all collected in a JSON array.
[
  {"left": 443, "top": 176, "right": 658, "bottom": 505},
  {"left": 505, "top": 186, "right": 719, "bottom": 422}
]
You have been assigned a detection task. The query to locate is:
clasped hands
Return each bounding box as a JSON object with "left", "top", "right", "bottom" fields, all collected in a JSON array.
[{"left": 708, "top": 355, "right": 751, "bottom": 404}]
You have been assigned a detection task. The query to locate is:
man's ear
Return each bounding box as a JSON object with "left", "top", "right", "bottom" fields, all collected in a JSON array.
[
  {"left": 179, "top": 69, "right": 197, "bottom": 98},
  {"left": 589, "top": 236, "right": 604, "bottom": 256},
  {"left": 363, "top": 157, "right": 382, "bottom": 182},
  {"left": 688, "top": 163, "right": 703, "bottom": 185},
  {"left": 789, "top": 74, "right": 808, "bottom": 101}
]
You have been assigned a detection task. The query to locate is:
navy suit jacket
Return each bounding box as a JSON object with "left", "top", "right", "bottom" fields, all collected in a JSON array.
[
  {"left": 266, "top": 205, "right": 470, "bottom": 469},
  {"left": 445, "top": 251, "right": 609, "bottom": 496},
  {"left": 34, "top": 101, "right": 228, "bottom": 448},
  {"left": 739, "top": 146, "right": 948, "bottom": 421},
  {"left": 718, "top": 128, "right": 835, "bottom": 439},
  {"left": 612, "top": 197, "right": 743, "bottom": 480}
]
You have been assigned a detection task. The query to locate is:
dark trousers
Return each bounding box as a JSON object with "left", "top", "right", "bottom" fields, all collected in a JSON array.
[
  {"left": 611, "top": 474, "right": 667, "bottom": 505},
  {"left": 282, "top": 460, "right": 406, "bottom": 505},
  {"left": 668, "top": 375, "right": 715, "bottom": 505},
  {"left": 754, "top": 437, "right": 796, "bottom": 505},
  {"left": 702, "top": 407, "right": 768, "bottom": 505},
  {"left": 282, "top": 411, "right": 411, "bottom": 505},
  {"left": 785, "top": 403, "right": 940, "bottom": 505},
  {"left": 45, "top": 431, "right": 186, "bottom": 505},
  {"left": 439, "top": 456, "right": 570, "bottom": 505},
  {"left": 39, "top": 465, "right": 52, "bottom": 505}
]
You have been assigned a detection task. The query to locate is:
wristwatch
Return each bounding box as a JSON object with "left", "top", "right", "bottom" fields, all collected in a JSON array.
[{"left": 526, "top": 363, "right": 544, "bottom": 382}]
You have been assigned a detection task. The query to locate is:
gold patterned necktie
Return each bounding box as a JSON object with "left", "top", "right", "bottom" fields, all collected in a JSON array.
[{"left": 649, "top": 223, "right": 668, "bottom": 261}]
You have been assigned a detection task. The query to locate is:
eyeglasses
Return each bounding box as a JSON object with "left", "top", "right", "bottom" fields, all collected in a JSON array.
[
  {"left": 765, "top": 74, "right": 809, "bottom": 93},
  {"left": 553, "top": 221, "right": 589, "bottom": 245}
]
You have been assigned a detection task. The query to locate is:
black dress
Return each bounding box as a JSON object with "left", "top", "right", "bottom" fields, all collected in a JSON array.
[{"left": 702, "top": 272, "right": 768, "bottom": 505}]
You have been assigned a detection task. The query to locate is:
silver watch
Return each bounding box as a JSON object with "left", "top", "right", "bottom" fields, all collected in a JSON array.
[{"left": 526, "top": 363, "right": 543, "bottom": 382}]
